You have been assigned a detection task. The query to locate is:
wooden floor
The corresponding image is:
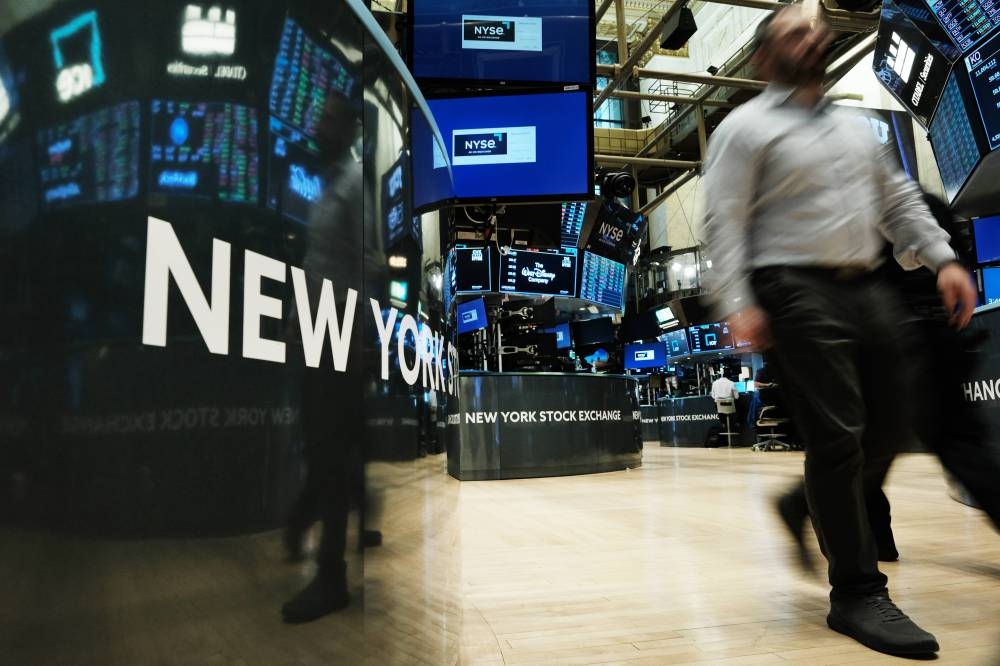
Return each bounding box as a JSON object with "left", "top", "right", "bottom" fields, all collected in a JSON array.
[
  {"left": 2, "top": 447, "right": 999, "bottom": 665},
  {"left": 458, "top": 447, "right": 1000, "bottom": 666}
]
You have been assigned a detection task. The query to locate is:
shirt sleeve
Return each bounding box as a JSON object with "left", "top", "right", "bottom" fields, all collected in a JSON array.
[
  {"left": 701, "top": 116, "right": 760, "bottom": 319},
  {"left": 874, "top": 148, "right": 956, "bottom": 272}
]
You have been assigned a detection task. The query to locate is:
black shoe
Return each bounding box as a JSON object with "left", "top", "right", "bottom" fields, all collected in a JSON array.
[
  {"left": 776, "top": 492, "right": 814, "bottom": 572},
  {"left": 281, "top": 569, "right": 350, "bottom": 623},
  {"left": 827, "top": 594, "right": 938, "bottom": 656}
]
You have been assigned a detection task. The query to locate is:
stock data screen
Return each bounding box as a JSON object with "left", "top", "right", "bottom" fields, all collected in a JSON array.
[
  {"left": 150, "top": 100, "right": 259, "bottom": 203},
  {"left": 269, "top": 17, "right": 355, "bottom": 140},
  {"left": 37, "top": 100, "right": 140, "bottom": 210},
  {"left": 924, "top": 0, "right": 1000, "bottom": 52},
  {"left": 965, "top": 31, "right": 1000, "bottom": 149},
  {"left": 687, "top": 322, "right": 734, "bottom": 354},
  {"left": 560, "top": 201, "right": 586, "bottom": 248},
  {"left": 454, "top": 245, "right": 493, "bottom": 292},
  {"left": 930, "top": 73, "right": 984, "bottom": 201},
  {"left": 578, "top": 251, "right": 625, "bottom": 311},
  {"left": 499, "top": 247, "right": 576, "bottom": 296}
]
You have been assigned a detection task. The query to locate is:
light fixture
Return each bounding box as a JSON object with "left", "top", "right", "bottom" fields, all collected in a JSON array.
[
  {"left": 388, "top": 255, "right": 407, "bottom": 269},
  {"left": 706, "top": 259, "right": 713, "bottom": 269},
  {"left": 684, "top": 265, "right": 696, "bottom": 278},
  {"left": 671, "top": 261, "right": 682, "bottom": 272}
]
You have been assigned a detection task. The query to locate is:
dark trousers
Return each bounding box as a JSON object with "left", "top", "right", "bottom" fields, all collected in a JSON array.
[{"left": 753, "top": 268, "right": 909, "bottom": 598}]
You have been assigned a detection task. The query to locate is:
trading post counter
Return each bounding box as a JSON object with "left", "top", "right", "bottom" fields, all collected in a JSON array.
[
  {"left": 447, "top": 372, "right": 643, "bottom": 480},
  {"left": 656, "top": 395, "right": 754, "bottom": 447}
]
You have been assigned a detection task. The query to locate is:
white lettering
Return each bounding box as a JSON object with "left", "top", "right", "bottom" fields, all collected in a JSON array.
[
  {"left": 370, "top": 299, "right": 397, "bottom": 381},
  {"left": 397, "top": 314, "right": 421, "bottom": 386},
  {"left": 242, "top": 250, "right": 286, "bottom": 364},
  {"left": 292, "top": 269, "right": 357, "bottom": 371}
]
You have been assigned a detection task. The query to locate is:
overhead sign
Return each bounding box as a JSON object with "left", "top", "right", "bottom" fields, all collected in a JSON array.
[{"left": 51, "top": 11, "right": 106, "bottom": 103}]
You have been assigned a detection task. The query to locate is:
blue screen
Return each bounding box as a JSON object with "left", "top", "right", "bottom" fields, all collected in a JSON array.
[
  {"left": 412, "top": 0, "right": 592, "bottom": 85},
  {"left": 579, "top": 251, "right": 625, "bottom": 311},
  {"left": 457, "top": 298, "right": 489, "bottom": 334},
  {"left": 975, "top": 215, "right": 1000, "bottom": 263},
  {"left": 412, "top": 106, "right": 456, "bottom": 211},
  {"left": 421, "top": 89, "right": 592, "bottom": 202},
  {"left": 984, "top": 266, "right": 1000, "bottom": 305},
  {"left": 624, "top": 341, "right": 666, "bottom": 370},
  {"left": 662, "top": 328, "right": 690, "bottom": 356},
  {"left": 542, "top": 322, "right": 571, "bottom": 349}
]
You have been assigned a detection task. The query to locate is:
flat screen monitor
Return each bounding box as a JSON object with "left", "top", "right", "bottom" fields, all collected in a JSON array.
[
  {"left": 921, "top": 0, "right": 1000, "bottom": 53},
  {"left": 150, "top": 99, "right": 259, "bottom": 203},
  {"left": 267, "top": 116, "right": 325, "bottom": 223},
  {"left": 571, "top": 316, "right": 615, "bottom": 347},
  {"left": 962, "top": 30, "right": 1000, "bottom": 152},
  {"left": 499, "top": 247, "right": 576, "bottom": 296},
  {"left": 662, "top": 328, "right": 690, "bottom": 356},
  {"left": 419, "top": 88, "right": 593, "bottom": 204},
  {"left": 654, "top": 305, "right": 680, "bottom": 328},
  {"left": 381, "top": 155, "right": 410, "bottom": 248},
  {"left": 975, "top": 215, "right": 1000, "bottom": 263},
  {"left": 411, "top": 106, "right": 455, "bottom": 212},
  {"left": 268, "top": 17, "right": 355, "bottom": 139},
  {"left": 872, "top": 0, "right": 954, "bottom": 128},
  {"left": 560, "top": 201, "right": 587, "bottom": 248},
  {"left": 454, "top": 244, "right": 493, "bottom": 292},
  {"left": 622, "top": 310, "right": 660, "bottom": 342},
  {"left": 624, "top": 341, "right": 667, "bottom": 370},
  {"left": 410, "top": 0, "right": 594, "bottom": 86},
  {"left": 37, "top": 101, "right": 140, "bottom": 210},
  {"left": 541, "top": 322, "right": 571, "bottom": 349},
  {"left": 457, "top": 298, "right": 489, "bottom": 334},
  {"left": 688, "top": 322, "right": 734, "bottom": 354},
  {"left": 584, "top": 198, "right": 648, "bottom": 265},
  {"left": 929, "top": 71, "right": 984, "bottom": 204},
  {"left": 578, "top": 251, "right": 625, "bottom": 311},
  {"left": 984, "top": 266, "right": 1000, "bottom": 305}
]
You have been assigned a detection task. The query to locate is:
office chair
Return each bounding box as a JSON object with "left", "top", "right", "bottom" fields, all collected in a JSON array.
[
  {"left": 714, "top": 398, "right": 738, "bottom": 448},
  {"left": 754, "top": 405, "right": 791, "bottom": 451}
]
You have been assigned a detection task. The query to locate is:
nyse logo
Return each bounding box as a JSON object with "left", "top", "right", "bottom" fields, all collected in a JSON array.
[
  {"left": 455, "top": 132, "right": 507, "bottom": 157},
  {"left": 600, "top": 222, "right": 624, "bottom": 243},
  {"left": 635, "top": 350, "right": 654, "bottom": 361},
  {"left": 887, "top": 32, "right": 916, "bottom": 83},
  {"left": 464, "top": 19, "right": 515, "bottom": 43},
  {"left": 462, "top": 309, "right": 479, "bottom": 325}
]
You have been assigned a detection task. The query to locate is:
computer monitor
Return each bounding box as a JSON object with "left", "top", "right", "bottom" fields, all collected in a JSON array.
[
  {"left": 456, "top": 298, "right": 489, "bottom": 334},
  {"left": 974, "top": 215, "right": 1000, "bottom": 264},
  {"left": 541, "top": 322, "right": 571, "bottom": 349},
  {"left": 498, "top": 247, "right": 577, "bottom": 296},
  {"left": 453, "top": 244, "right": 494, "bottom": 292},
  {"left": 415, "top": 88, "right": 593, "bottom": 205},
  {"left": 571, "top": 316, "right": 615, "bottom": 347},
  {"left": 624, "top": 341, "right": 667, "bottom": 370},
  {"left": 983, "top": 266, "right": 1000, "bottom": 305},
  {"left": 662, "top": 328, "right": 690, "bottom": 356},
  {"left": 578, "top": 251, "right": 626, "bottom": 311},
  {"left": 410, "top": 0, "right": 595, "bottom": 86},
  {"left": 688, "top": 322, "right": 734, "bottom": 354}
]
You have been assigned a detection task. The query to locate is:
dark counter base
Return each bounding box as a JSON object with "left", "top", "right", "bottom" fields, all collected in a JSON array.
[{"left": 448, "top": 373, "right": 643, "bottom": 481}]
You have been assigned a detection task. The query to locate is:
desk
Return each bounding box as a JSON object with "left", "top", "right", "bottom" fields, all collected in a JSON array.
[
  {"left": 447, "top": 372, "right": 642, "bottom": 480},
  {"left": 657, "top": 395, "right": 754, "bottom": 447}
]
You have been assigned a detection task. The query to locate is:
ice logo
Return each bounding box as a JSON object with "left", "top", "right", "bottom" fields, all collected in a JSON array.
[
  {"left": 182, "top": 5, "right": 236, "bottom": 56},
  {"left": 51, "top": 11, "right": 106, "bottom": 103}
]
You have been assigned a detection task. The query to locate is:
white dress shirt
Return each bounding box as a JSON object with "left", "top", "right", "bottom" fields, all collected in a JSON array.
[
  {"left": 702, "top": 84, "right": 956, "bottom": 318},
  {"left": 711, "top": 376, "right": 738, "bottom": 401}
]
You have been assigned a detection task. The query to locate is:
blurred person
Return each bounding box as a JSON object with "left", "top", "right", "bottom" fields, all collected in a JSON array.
[
  {"left": 281, "top": 93, "right": 366, "bottom": 624},
  {"left": 777, "top": 191, "right": 1000, "bottom": 566},
  {"left": 701, "top": 6, "right": 977, "bottom": 657}
]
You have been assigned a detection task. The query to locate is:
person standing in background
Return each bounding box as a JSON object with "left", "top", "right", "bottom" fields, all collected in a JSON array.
[{"left": 701, "top": 5, "right": 977, "bottom": 657}]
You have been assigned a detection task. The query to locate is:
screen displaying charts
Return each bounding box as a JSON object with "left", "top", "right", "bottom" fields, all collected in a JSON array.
[
  {"left": 269, "top": 17, "right": 354, "bottom": 139},
  {"left": 578, "top": 251, "right": 625, "bottom": 311},
  {"left": 454, "top": 245, "right": 493, "bottom": 292},
  {"left": 687, "top": 323, "right": 734, "bottom": 354},
  {"left": 150, "top": 99, "right": 259, "bottom": 203},
  {"left": 923, "top": 0, "right": 1000, "bottom": 53},
  {"left": 560, "top": 201, "right": 587, "bottom": 248},
  {"left": 930, "top": 72, "right": 983, "bottom": 202},
  {"left": 964, "top": 31, "right": 1000, "bottom": 150},
  {"left": 37, "top": 100, "right": 140, "bottom": 210},
  {"left": 499, "top": 247, "right": 576, "bottom": 296},
  {"left": 411, "top": 0, "right": 593, "bottom": 85},
  {"left": 267, "top": 116, "right": 323, "bottom": 222}
]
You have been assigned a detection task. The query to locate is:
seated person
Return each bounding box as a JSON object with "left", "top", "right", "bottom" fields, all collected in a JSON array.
[{"left": 710, "top": 371, "right": 739, "bottom": 430}]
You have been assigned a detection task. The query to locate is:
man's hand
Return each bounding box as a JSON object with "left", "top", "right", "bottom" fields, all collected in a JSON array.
[
  {"left": 937, "top": 262, "right": 977, "bottom": 329},
  {"left": 730, "top": 305, "right": 773, "bottom": 351}
]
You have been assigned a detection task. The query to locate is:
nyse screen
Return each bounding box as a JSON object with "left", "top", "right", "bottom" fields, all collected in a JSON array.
[
  {"left": 269, "top": 17, "right": 354, "bottom": 139},
  {"left": 585, "top": 199, "right": 647, "bottom": 264},
  {"left": 688, "top": 323, "right": 734, "bottom": 354},
  {"left": 560, "top": 201, "right": 586, "bottom": 248},
  {"left": 150, "top": 100, "right": 259, "bottom": 203},
  {"left": 499, "top": 247, "right": 576, "bottom": 296},
  {"left": 267, "top": 116, "right": 324, "bottom": 223},
  {"left": 930, "top": 72, "right": 984, "bottom": 201},
  {"left": 454, "top": 244, "right": 493, "bottom": 292},
  {"left": 578, "top": 251, "right": 625, "bottom": 311},
  {"left": 37, "top": 100, "right": 140, "bottom": 210},
  {"left": 923, "top": 0, "right": 1000, "bottom": 52},
  {"left": 965, "top": 32, "right": 1000, "bottom": 149}
]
